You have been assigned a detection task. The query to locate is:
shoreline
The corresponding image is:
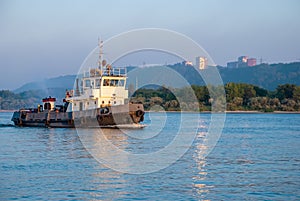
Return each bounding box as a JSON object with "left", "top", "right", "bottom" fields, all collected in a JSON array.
[
  {"left": 1, "top": 110, "right": 300, "bottom": 114},
  {"left": 145, "top": 110, "right": 300, "bottom": 114},
  {"left": 226, "top": 111, "right": 300, "bottom": 114}
]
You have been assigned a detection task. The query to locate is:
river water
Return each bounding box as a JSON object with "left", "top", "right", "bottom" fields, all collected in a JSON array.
[{"left": 0, "top": 112, "right": 299, "bottom": 200}]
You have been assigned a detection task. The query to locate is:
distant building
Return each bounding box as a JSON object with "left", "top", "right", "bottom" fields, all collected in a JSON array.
[
  {"left": 247, "top": 58, "right": 257, "bottom": 67},
  {"left": 226, "top": 56, "right": 257, "bottom": 68},
  {"left": 196, "top": 56, "right": 207, "bottom": 70},
  {"left": 238, "top": 56, "right": 248, "bottom": 63},
  {"left": 238, "top": 56, "right": 248, "bottom": 67},
  {"left": 227, "top": 61, "right": 238, "bottom": 68}
]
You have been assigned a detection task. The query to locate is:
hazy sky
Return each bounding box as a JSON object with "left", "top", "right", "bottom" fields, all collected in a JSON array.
[{"left": 0, "top": 0, "right": 299, "bottom": 89}]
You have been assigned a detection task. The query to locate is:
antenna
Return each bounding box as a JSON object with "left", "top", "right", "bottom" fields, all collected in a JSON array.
[{"left": 98, "top": 38, "right": 104, "bottom": 74}]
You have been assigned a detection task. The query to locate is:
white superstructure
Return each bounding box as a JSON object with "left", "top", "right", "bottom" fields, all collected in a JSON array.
[{"left": 65, "top": 41, "right": 129, "bottom": 112}]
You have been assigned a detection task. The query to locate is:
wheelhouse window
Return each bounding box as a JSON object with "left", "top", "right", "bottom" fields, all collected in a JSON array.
[
  {"left": 85, "top": 79, "right": 91, "bottom": 88},
  {"left": 103, "top": 79, "right": 109, "bottom": 86},
  {"left": 103, "top": 79, "right": 125, "bottom": 87}
]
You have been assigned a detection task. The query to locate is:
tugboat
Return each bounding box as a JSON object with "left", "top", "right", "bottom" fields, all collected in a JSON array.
[{"left": 11, "top": 41, "right": 145, "bottom": 128}]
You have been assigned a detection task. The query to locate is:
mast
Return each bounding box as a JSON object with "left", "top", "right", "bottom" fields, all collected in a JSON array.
[{"left": 98, "top": 38, "right": 104, "bottom": 75}]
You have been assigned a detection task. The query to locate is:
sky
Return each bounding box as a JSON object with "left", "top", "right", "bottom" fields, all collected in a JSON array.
[{"left": 0, "top": 0, "right": 299, "bottom": 90}]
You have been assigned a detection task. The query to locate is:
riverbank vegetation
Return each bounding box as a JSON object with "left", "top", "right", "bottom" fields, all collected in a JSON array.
[
  {"left": 1, "top": 83, "right": 300, "bottom": 112},
  {"left": 130, "top": 83, "right": 300, "bottom": 112}
]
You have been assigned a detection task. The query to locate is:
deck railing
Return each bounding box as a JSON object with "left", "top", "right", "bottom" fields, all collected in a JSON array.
[{"left": 84, "top": 67, "right": 127, "bottom": 78}]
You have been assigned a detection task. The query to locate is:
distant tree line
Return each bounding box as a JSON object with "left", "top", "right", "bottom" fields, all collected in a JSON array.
[
  {"left": 224, "top": 83, "right": 300, "bottom": 112},
  {"left": 1, "top": 83, "right": 300, "bottom": 112},
  {"left": 0, "top": 90, "right": 41, "bottom": 110},
  {"left": 0, "top": 89, "right": 65, "bottom": 110},
  {"left": 130, "top": 83, "right": 300, "bottom": 112}
]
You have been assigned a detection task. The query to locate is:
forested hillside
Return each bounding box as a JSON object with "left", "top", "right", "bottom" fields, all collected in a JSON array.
[
  {"left": 13, "top": 62, "right": 300, "bottom": 93},
  {"left": 130, "top": 83, "right": 300, "bottom": 112},
  {"left": 1, "top": 83, "right": 299, "bottom": 111},
  {"left": 2, "top": 62, "right": 300, "bottom": 111},
  {"left": 169, "top": 62, "right": 300, "bottom": 90}
]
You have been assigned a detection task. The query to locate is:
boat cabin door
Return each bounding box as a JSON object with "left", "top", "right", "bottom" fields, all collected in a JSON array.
[{"left": 79, "top": 102, "right": 83, "bottom": 111}]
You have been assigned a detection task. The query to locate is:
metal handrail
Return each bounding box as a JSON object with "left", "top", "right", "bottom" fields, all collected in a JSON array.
[{"left": 84, "top": 67, "right": 127, "bottom": 77}]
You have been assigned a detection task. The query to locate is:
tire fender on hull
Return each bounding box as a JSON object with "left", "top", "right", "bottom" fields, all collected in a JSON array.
[{"left": 136, "top": 110, "right": 144, "bottom": 117}]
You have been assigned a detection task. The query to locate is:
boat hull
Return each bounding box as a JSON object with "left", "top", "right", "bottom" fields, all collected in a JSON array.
[{"left": 11, "top": 103, "right": 144, "bottom": 128}]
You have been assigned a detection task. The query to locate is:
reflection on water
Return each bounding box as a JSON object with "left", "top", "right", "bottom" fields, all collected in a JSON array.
[
  {"left": 77, "top": 112, "right": 200, "bottom": 174},
  {"left": 91, "top": 168, "right": 128, "bottom": 199},
  {"left": 193, "top": 118, "right": 214, "bottom": 199},
  {"left": 1, "top": 112, "right": 300, "bottom": 200},
  {"left": 78, "top": 128, "right": 130, "bottom": 174}
]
